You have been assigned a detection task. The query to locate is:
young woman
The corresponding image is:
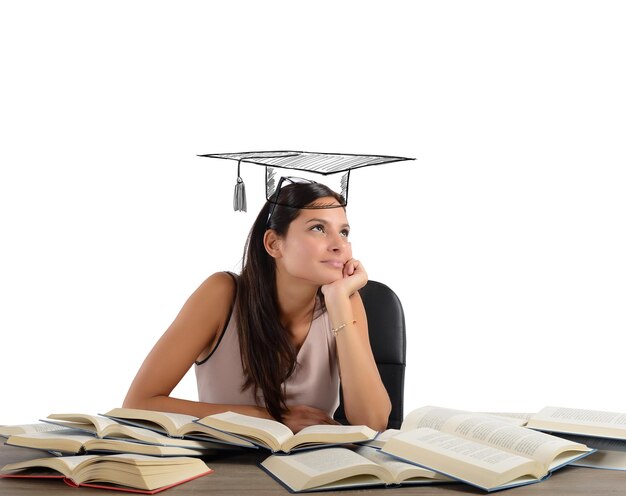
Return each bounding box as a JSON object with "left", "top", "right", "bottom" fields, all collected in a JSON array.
[{"left": 123, "top": 180, "right": 391, "bottom": 432}]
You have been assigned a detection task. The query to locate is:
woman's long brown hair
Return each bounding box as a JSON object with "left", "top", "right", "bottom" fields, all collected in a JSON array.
[{"left": 235, "top": 182, "right": 344, "bottom": 421}]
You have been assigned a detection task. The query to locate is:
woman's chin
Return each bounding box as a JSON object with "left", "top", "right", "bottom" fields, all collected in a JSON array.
[
  {"left": 317, "top": 272, "right": 344, "bottom": 286},
  {"left": 287, "top": 267, "right": 343, "bottom": 287}
]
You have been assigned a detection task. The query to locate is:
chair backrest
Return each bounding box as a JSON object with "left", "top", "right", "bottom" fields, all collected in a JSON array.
[{"left": 333, "top": 280, "right": 406, "bottom": 430}]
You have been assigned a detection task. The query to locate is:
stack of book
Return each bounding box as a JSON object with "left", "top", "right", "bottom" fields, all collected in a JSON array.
[
  {"left": 0, "top": 453, "right": 212, "bottom": 494},
  {"left": 0, "top": 409, "right": 232, "bottom": 493}
]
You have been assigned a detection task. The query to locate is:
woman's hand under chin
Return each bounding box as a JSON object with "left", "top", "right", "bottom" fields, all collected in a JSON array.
[{"left": 321, "top": 258, "right": 368, "bottom": 300}]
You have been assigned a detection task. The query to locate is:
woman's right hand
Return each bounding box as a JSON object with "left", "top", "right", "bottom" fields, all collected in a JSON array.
[{"left": 282, "top": 405, "right": 339, "bottom": 433}]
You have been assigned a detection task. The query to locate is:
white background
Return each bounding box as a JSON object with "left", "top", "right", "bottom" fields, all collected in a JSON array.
[{"left": 1, "top": 1, "right": 625, "bottom": 424}]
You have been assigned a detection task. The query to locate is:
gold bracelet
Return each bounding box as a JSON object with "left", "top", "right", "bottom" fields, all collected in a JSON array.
[{"left": 332, "top": 320, "right": 357, "bottom": 337}]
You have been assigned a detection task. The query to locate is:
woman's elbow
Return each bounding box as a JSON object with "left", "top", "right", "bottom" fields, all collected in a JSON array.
[
  {"left": 347, "top": 400, "right": 392, "bottom": 432},
  {"left": 370, "top": 405, "right": 392, "bottom": 432},
  {"left": 122, "top": 396, "right": 138, "bottom": 409},
  {"left": 360, "top": 412, "right": 391, "bottom": 432},
  {"left": 122, "top": 386, "right": 153, "bottom": 410},
  {"left": 122, "top": 391, "right": 140, "bottom": 409}
]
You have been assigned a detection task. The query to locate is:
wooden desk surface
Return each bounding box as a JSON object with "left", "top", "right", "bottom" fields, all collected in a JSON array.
[{"left": 1, "top": 443, "right": 625, "bottom": 495}]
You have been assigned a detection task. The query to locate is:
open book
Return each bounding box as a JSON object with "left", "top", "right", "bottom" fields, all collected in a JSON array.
[
  {"left": 401, "top": 407, "right": 530, "bottom": 429},
  {"left": 526, "top": 406, "right": 626, "bottom": 471},
  {"left": 42, "top": 413, "right": 222, "bottom": 449},
  {"left": 0, "top": 453, "right": 212, "bottom": 494},
  {"left": 361, "top": 409, "right": 530, "bottom": 450},
  {"left": 103, "top": 407, "right": 255, "bottom": 448},
  {"left": 5, "top": 430, "right": 208, "bottom": 457},
  {"left": 527, "top": 406, "right": 626, "bottom": 440},
  {"left": 362, "top": 411, "right": 529, "bottom": 450},
  {"left": 0, "top": 423, "right": 67, "bottom": 438},
  {"left": 380, "top": 405, "right": 594, "bottom": 492},
  {"left": 261, "top": 445, "right": 452, "bottom": 492},
  {"left": 195, "top": 411, "right": 378, "bottom": 453}
]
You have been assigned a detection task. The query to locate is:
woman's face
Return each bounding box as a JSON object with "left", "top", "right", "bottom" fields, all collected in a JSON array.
[{"left": 274, "top": 198, "right": 352, "bottom": 286}]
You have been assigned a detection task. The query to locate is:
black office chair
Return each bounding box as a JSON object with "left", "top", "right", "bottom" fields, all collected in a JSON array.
[{"left": 334, "top": 280, "right": 406, "bottom": 430}]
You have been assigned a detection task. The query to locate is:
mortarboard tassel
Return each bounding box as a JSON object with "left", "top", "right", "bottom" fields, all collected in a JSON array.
[
  {"left": 233, "top": 160, "right": 247, "bottom": 212},
  {"left": 340, "top": 171, "right": 350, "bottom": 203}
]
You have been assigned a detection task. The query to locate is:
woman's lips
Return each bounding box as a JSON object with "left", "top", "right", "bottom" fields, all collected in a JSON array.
[{"left": 322, "top": 260, "right": 344, "bottom": 269}]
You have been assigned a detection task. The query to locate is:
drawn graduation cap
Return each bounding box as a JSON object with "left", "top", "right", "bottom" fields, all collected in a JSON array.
[{"left": 198, "top": 150, "right": 415, "bottom": 212}]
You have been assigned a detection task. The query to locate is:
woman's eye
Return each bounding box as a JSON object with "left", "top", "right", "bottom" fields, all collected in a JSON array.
[{"left": 310, "top": 224, "right": 349, "bottom": 238}]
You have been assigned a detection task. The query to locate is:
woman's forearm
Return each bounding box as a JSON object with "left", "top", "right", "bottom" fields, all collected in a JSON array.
[
  {"left": 122, "top": 394, "right": 272, "bottom": 419},
  {"left": 324, "top": 290, "right": 391, "bottom": 431},
  {"left": 335, "top": 329, "right": 391, "bottom": 430}
]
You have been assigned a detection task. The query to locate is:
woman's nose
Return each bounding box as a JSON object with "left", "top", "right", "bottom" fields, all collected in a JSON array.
[{"left": 327, "top": 232, "right": 347, "bottom": 251}]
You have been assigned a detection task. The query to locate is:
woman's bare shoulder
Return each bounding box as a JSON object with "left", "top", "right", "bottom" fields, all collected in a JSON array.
[
  {"left": 165, "top": 271, "right": 238, "bottom": 331},
  {"left": 189, "top": 271, "right": 237, "bottom": 310},
  {"left": 199, "top": 271, "right": 238, "bottom": 289}
]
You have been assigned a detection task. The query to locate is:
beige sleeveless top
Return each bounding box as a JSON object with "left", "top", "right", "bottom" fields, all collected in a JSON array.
[{"left": 194, "top": 282, "right": 340, "bottom": 417}]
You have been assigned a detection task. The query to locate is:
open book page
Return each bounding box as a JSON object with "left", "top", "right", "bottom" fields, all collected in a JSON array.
[
  {"left": 102, "top": 424, "right": 214, "bottom": 447},
  {"left": 45, "top": 414, "right": 119, "bottom": 437},
  {"left": 402, "top": 406, "right": 526, "bottom": 431},
  {"left": 261, "top": 446, "right": 392, "bottom": 491},
  {"left": 283, "top": 424, "right": 377, "bottom": 452},
  {"left": 101, "top": 408, "right": 254, "bottom": 447},
  {"left": 402, "top": 406, "right": 591, "bottom": 469},
  {"left": 0, "top": 423, "right": 68, "bottom": 438},
  {"left": 445, "top": 414, "right": 591, "bottom": 469},
  {"left": 84, "top": 440, "right": 206, "bottom": 457},
  {"left": 196, "top": 411, "right": 293, "bottom": 451},
  {"left": 103, "top": 408, "right": 199, "bottom": 436},
  {"left": 6, "top": 431, "right": 208, "bottom": 456},
  {"left": 481, "top": 412, "right": 534, "bottom": 424},
  {"left": 555, "top": 434, "right": 626, "bottom": 471},
  {"left": 382, "top": 427, "right": 543, "bottom": 490},
  {"left": 183, "top": 423, "right": 257, "bottom": 448},
  {"left": 112, "top": 425, "right": 226, "bottom": 449},
  {"left": 528, "top": 407, "right": 626, "bottom": 439},
  {"left": 401, "top": 406, "right": 470, "bottom": 431},
  {"left": 2, "top": 454, "right": 98, "bottom": 477},
  {"left": 7, "top": 431, "right": 94, "bottom": 453},
  {"left": 2, "top": 454, "right": 212, "bottom": 492},
  {"left": 45, "top": 416, "right": 218, "bottom": 449},
  {"left": 354, "top": 446, "right": 451, "bottom": 483}
]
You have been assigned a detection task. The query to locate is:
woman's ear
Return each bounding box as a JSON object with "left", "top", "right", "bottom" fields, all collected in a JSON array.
[{"left": 263, "top": 229, "right": 283, "bottom": 259}]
